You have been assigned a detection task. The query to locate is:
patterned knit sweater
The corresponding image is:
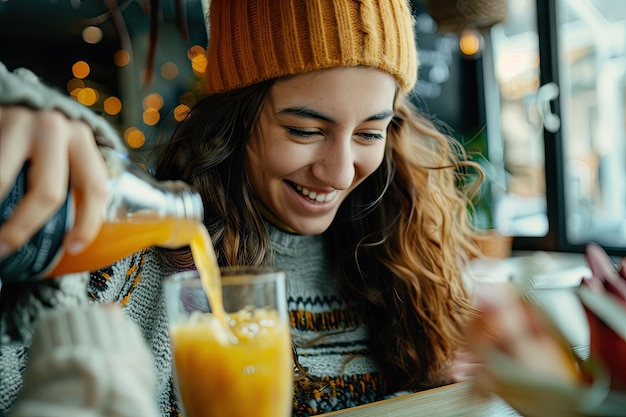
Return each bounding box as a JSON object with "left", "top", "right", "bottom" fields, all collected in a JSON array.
[
  {"left": 90, "top": 225, "right": 387, "bottom": 417},
  {"left": 1, "top": 224, "right": 388, "bottom": 417}
]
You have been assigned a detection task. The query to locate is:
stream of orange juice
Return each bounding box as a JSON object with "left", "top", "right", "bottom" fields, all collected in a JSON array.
[
  {"left": 170, "top": 224, "right": 293, "bottom": 417},
  {"left": 189, "top": 224, "right": 227, "bottom": 323}
]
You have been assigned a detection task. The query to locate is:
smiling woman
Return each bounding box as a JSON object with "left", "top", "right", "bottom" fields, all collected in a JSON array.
[
  {"left": 0, "top": 1, "right": 486, "bottom": 416},
  {"left": 245, "top": 67, "right": 395, "bottom": 236}
]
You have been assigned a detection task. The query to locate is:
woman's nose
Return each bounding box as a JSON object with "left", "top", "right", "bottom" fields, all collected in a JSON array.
[{"left": 312, "top": 138, "right": 356, "bottom": 190}]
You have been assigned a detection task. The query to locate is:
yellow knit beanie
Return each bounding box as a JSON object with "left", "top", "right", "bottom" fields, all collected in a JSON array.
[{"left": 204, "top": 0, "right": 418, "bottom": 95}]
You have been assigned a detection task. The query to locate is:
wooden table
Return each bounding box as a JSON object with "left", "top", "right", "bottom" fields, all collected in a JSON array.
[{"left": 320, "top": 382, "right": 521, "bottom": 416}]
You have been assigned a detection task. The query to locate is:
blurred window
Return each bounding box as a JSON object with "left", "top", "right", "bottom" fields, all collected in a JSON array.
[{"left": 490, "top": 0, "right": 626, "bottom": 255}]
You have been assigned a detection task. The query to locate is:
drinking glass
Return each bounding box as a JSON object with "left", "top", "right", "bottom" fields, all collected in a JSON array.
[{"left": 164, "top": 267, "right": 293, "bottom": 417}]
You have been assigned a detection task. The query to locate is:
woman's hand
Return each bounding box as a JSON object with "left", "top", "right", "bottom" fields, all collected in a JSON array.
[
  {"left": 465, "top": 284, "right": 582, "bottom": 394},
  {"left": 451, "top": 348, "right": 483, "bottom": 382},
  {"left": 0, "top": 105, "right": 109, "bottom": 258}
]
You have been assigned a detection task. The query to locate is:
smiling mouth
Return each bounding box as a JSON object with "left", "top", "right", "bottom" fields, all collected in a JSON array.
[{"left": 288, "top": 181, "right": 338, "bottom": 203}]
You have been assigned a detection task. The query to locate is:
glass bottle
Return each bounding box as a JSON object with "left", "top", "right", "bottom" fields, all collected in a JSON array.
[{"left": 0, "top": 148, "right": 204, "bottom": 282}]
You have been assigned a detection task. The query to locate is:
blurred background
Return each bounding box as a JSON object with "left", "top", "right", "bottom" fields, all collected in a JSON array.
[
  {"left": 0, "top": 0, "right": 209, "bottom": 158},
  {"left": 1, "top": 0, "right": 625, "bottom": 256}
]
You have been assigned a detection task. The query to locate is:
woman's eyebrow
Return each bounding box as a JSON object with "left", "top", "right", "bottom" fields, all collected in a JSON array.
[
  {"left": 366, "top": 109, "right": 394, "bottom": 121},
  {"left": 277, "top": 107, "right": 394, "bottom": 124},
  {"left": 278, "top": 107, "right": 335, "bottom": 123}
]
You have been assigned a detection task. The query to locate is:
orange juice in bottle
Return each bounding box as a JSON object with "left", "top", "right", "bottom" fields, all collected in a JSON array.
[
  {"left": 48, "top": 216, "right": 200, "bottom": 277},
  {"left": 0, "top": 148, "right": 204, "bottom": 281}
]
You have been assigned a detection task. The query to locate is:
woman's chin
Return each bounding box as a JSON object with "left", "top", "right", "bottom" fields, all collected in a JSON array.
[{"left": 286, "top": 218, "right": 334, "bottom": 235}]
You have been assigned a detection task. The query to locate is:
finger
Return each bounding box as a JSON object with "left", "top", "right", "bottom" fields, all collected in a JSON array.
[
  {"left": 477, "top": 288, "right": 541, "bottom": 355},
  {"left": 0, "top": 106, "right": 34, "bottom": 201},
  {"left": 63, "top": 121, "right": 109, "bottom": 254},
  {"left": 453, "top": 362, "right": 484, "bottom": 382},
  {"left": 451, "top": 350, "right": 484, "bottom": 382},
  {"left": 454, "top": 348, "right": 482, "bottom": 365},
  {"left": 470, "top": 364, "right": 500, "bottom": 398},
  {"left": 465, "top": 300, "right": 506, "bottom": 343},
  {"left": 0, "top": 111, "right": 70, "bottom": 252}
]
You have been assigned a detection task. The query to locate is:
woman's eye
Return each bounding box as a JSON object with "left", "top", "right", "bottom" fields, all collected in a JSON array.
[
  {"left": 286, "top": 127, "right": 319, "bottom": 139},
  {"left": 357, "top": 132, "right": 385, "bottom": 142},
  {"left": 286, "top": 127, "right": 384, "bottom": 142}
]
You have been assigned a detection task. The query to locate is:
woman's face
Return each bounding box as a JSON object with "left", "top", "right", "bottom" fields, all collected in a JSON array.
[{"left": 245, "top": 66, "right": 396, "bottom": 235}]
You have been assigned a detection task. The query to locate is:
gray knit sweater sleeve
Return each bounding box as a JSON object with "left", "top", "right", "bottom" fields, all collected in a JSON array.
[
  {"left": 9, "top": 304, "right": 159, "bottom": 417},
  {"left": 0, "top": 62, "right": 125, "bottom": 151}
]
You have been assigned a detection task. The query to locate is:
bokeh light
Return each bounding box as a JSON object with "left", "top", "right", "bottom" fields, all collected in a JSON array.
[
  {"left": 459, "top": 30, "right": 482, "bottom": 57},
  {"left": 179, "top": 92, "right": 197, "bottom": 108},
  {"left": 189, "top": 45, "right": 207, "bottom": 77},
  {"left": 173, "top": 104, "right": 191, "bottom": 122},
  {"left": 72, "top": 61, "right": 90, "bottom": 79},
  {"left": 114, "top": 50, "right": 131, "bottom": 67},
  {"left": 67, "top": 78, "right": 85, "bottom": 96},
  {"left": 76, "top": 87, "right": 98, "bottom": 106},
  {"left": 143, "top": 108, "right": 160, "bottom": 126},
  {"left": 104, "top": 96, "right": 122, "bottom": 115},
  {"left": 143, "top": 93, "right": 164, "bottom": 111},
  {"left": 161, "top": 62, "right": 179, "bottom": 80},
  {"left": 191, "top": 54, "right": 207, "bottom": 77},
  {"left": 187, "top": 45, "right": 206, "bottom": 60},
  {"left": 124, "top": 126, "right": 146, "bottom": 148},
  {"left": 82, "top": 26, "right": 103, "bottom": 44}
]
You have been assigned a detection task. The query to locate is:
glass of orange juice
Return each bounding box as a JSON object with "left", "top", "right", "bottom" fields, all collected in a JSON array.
[{"left": 164, "top": 267, "right": 293, "bottom": 417}]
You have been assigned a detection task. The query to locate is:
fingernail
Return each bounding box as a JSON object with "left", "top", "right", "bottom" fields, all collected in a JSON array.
[{"left": 66, "top": 239, "right": 86, "bottom": 255}]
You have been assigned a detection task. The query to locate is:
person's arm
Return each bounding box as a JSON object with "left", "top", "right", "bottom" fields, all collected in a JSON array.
[
  {"left": 9, "top": 303, "right": 159, "bottom": 417},
  {"left": 0, "top": 62, "right": 121, "bottom": 261}
]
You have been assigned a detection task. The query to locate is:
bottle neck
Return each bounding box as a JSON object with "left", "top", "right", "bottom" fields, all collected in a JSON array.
[
  {"left": 159, "top": 184, "right": 205, "bottom": 248},
  {"left": 160, "top": 182, "right": 204, "bottom": 222},
  {"left": 101, "top": 148, "right": 204, "bottom": 249}
]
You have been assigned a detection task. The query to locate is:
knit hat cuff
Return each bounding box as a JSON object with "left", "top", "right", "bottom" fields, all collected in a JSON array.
[{"left": 204, "top": 0, "right": 419, "bottom": 95}]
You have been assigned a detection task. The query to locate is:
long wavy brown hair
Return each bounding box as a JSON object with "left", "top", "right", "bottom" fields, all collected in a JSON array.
[{"left": 153, "top": 77, "right": 482, "bottom": 393}]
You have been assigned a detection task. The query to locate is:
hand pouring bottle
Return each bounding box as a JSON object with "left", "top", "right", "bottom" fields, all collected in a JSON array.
[{"left": 0, "top": 148, "right": 204, "bottom": 282}]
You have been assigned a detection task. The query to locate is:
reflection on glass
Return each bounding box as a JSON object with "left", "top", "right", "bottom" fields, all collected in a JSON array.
[
  {"left": 491, "top": 0, "right": 548, "bottom": 237},
  {"left": 558, "top": 0, "right": 626, "bottom": 247}
]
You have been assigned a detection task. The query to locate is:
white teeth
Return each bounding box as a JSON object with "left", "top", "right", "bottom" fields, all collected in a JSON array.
[{"left": 295, "top": 184, "right": 337, "bottom": 202}]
